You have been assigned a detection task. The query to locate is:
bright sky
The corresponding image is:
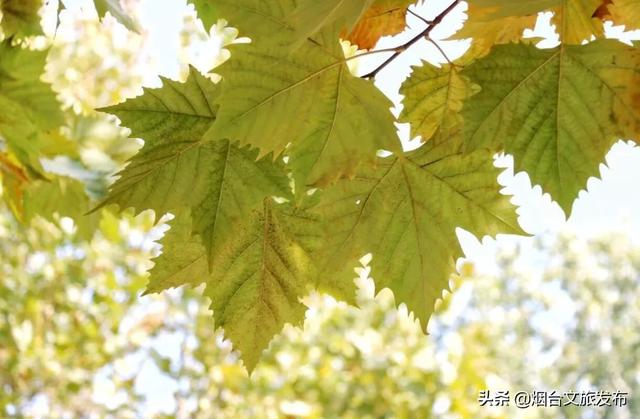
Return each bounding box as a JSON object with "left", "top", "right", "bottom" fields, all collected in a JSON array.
[{"left": 57, "top": 0, "right": 640, "bottom": 413}]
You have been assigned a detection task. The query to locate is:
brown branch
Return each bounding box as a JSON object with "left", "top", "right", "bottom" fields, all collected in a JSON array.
[
  {"left": 360, "top": 0, "right": 461, "bottom": 79},
  {"left": 425, "top": 37, "right": 454, "bottom": 65},
  {"left": 407, "top": 8, "right": 433, "bottom": 26}
]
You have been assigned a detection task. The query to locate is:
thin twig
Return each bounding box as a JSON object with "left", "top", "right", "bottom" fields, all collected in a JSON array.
[
  {"left": 407, "top": 8, "right": 433, "bottom": 25},
  {"left": 425, "top": 37, "right": 454, "bottom": 65},
  {"left": 360, "top": 0, "right": 461, "bottom": 79}
]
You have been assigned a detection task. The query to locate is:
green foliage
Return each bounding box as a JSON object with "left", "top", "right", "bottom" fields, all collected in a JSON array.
[
  {"left": 3, "top": 194, "right": 640, "bottom": 417},
  {"left": 0, "top": 41, "right": 63, "bottom": 169},
  {"left": 316, "top": 136, "right": 523, "bottom": 328},
  {"left": 1, "top": 0, "right": 640, "bottom": 373},
  {"left": 400, "top": 61, "right": 479, "bottom": 141},
  {"left": 462, "top": 40, "right": 640, "bottom": 215},
  {"left": 286, "top": 0, "right": 375, "bottom": 46},
  {"left": 99, "top": 68, "right": 291, "bottom": 275},
  {"left": 207, "top": 38, "right": 399, "bottom": 186},
  {"left": 205, "top": 198, "right": 320, "bottom": 372},
  {"left": 23, "top": 176, "right": 98, "bottom": 240}
]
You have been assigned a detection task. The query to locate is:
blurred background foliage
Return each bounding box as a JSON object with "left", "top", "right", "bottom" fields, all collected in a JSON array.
[
  {"left": 2, "top": 199, "right": 640, "bottom": 418},
  {"left": 0, "top": 1, "right": 639, "bottom": 418}
]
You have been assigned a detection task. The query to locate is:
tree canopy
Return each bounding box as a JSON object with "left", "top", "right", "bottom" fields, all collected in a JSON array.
[{"left": 0, "top": 0, "right": 639, "bottom": 374}]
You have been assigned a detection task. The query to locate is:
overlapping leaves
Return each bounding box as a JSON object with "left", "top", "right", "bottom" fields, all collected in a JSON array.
[
  {"left": 314, "top": 135, "right": 523, "bottom": 328},
  {"left": 93, "top": 0, "right": 640, "bottom": 373},
  {"left": 205, "top": 0, "right": 400, "bottom": 186}
]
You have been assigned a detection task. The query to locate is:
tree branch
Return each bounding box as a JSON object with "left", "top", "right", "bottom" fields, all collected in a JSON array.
[{"left": 360, "top": 0, "right": 461, "bottom": 79}]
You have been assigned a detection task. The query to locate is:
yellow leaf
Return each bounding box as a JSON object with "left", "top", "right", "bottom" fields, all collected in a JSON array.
[
  {"left": 400, "top": 62, "right": 480, "bottom": 141},
  {"left": 606, "top": 0, "right": 640, "bottom": 30},
  {"left": 0, "top": 153, "right": 29, "bottom": 221},
  {"left": 454, "top": 3, "right": 539, "bottom": 57},
  {"left": 456, "top": 0, "right": 607, "bottom": 57},
  {"left": 551, "top": 0, "right": 605, "bottom": 44},
  {"left": 343, "top": 0, "right": 412, "bottom": 50}
]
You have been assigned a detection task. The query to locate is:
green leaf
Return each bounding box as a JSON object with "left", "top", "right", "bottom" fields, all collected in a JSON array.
[
  {"left": 187, "top": 0, "right": 217, "bottom": 31},
  {"left": 93, "top": 0, "right": 140, "bottom": 32},
  {"left": 98, "top": 67, "right": 290, "bottom": 268},
  {"left": 205, "top": 198, "right": 317, "bottom": 373},
  {"left": 0, "top": 42, "right": 64, "bottom": 169},
  {"left": 206, "top": 36, "right": 400, "bottom": 187},
  {"left": 0, "top": 0, "right": 43, "bottom": 37},
  {"left": 0, "top": 42, "right": 63, "bottom": 130},
  {"left": 213, "top": 0, "right": 295, "bottom": 44},
  {"left": 285, "top": 0, "right": 375, "bottom": 47},
  {"left": 145, "top": 211, "right": 208, "bottom": 295},
  {"left": 462, "top": 40, "right": 640, "bottom": 216},
  {"left": 400, "top": 61, "right": 480, "bottom": 142},
  {"left": 314, "top": 136, "right": 524, "bottom": 330}
]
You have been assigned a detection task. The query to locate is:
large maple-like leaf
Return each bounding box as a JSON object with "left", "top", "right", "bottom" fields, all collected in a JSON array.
[
  {"left": 314, "top": 136, "right": 524, "bottom": 330},
  {"left": 98, "top": 67, "right": 290, "bottom": 267},
  {"left": 0, "top": 0, "right": 43, "bottom": 37},
  {"left": 462, "top": 40, "right": 640, "bottom": 216},
  {"left": 343, "top": 0, "right": 411, "bottom": 49},
  {"left": 205, "top": 198, "right": 320, "bottom": 372},
  {"left": 400, "top": 61, "right": 480, "bottom": 142},
  {"left": 206, "top": 33, "right": 399, "bottom": 187},
  {"left": 146, "top": 196, "right": 321, "bottom": 372}
]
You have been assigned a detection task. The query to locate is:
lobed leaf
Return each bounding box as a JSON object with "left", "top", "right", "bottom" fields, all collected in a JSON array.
[
  {"left": 205, "top": 198, "right": 320, "bottom": 373},
  {"left": 207, "top": 37, "right": 400, "bottom": 187},
  {"left": 462, "top": 40, "right": 640, "bottom": 216},
  {"left": 314, "top": 136, "right": 524, "bottom": 330},
  {"left": 400, "top": 61, "right": 480, "bottom": 142},
  {"left": 99, "top": 67, "right": 290, "bottom": 269}
]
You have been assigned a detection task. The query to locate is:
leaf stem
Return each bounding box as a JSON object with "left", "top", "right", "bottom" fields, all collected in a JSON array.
[{"left": 359, "top": 0, "right": 461, "bottom": 79}]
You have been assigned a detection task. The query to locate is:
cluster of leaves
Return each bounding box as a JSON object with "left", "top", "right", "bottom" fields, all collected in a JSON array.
[
  {"left": 94, "top": 0, "right": 640, "bottom": 372},
  {"left": 0, "top": 0, "right": 143, "bottom": 232},
  {"left": 2, "top": 0, "right": 639, "bottom": 373},
  {"left": 0, "top": 1, "right": 90, "bottom": 228}
]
